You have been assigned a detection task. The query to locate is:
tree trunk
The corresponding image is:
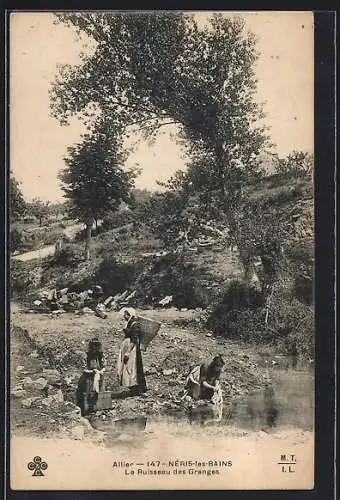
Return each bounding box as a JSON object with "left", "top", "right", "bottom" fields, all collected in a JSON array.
[
  {"left": 84, "top": 221, "right": 92, "bottom": 261},
  {"left": 215, "top": 143, "right": 226, "bottom": 199}
]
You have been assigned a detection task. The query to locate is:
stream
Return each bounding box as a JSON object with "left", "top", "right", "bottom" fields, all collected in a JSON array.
[{"left": 88, "top": 368, "right": 314, "bottom": 450}]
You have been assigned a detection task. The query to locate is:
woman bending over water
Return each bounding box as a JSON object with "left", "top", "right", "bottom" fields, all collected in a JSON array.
[{"left": 185, "top": 355, "right": 225, "bottom": 402}]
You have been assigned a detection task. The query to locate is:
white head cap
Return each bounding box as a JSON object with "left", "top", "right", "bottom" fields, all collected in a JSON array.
[{"left": 120, "top": 307, "right": 136, "bottom": 318}]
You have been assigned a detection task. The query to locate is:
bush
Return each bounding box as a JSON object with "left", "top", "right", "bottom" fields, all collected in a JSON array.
[
  {"left": 133, "top": 253, "right": 213, "bottom": 308},
  {"left": 293, "top": 274, "right": 314, "bottom": 305},
  {"left": 102, "top": 210, "right": 135, "bottom": 231},
  {"left": 10, "top": 261, "right": 43, "bottom": 298},
  {"left": 206, "top": 280, "right": 265, "bottom": 336},
  {"left": 42, "top": 229, "right": 66, "bottom": 246},
  {"left": 54, "top": 245, "right": 82, "bottom": 267},
  {"left": 286, "top": 239, "right": 314, "bottom": 305},
  {"left": 206, "top": 283, "right": 314, "bottom": 361},
  {"left": 206, "top": 279, "right": 314, "bottom": 361},
  {"left": 93, "top": 255, "right": 141, "bottom": 296},
  {"left": 265, "top": 294, "right": 314, "bottom": 357},
  {"left": 10, "top": 228, "right": 23, "bottom": 253}
]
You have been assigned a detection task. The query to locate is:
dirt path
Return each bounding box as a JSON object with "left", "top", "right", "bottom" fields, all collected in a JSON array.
[{"left": 11, "top": 223, "right": 83, "bottom": 262}]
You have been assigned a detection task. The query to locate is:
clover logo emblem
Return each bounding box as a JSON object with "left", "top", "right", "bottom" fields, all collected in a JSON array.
[{"left": 27, "top": 456, "right": 48, "bottom": 476}]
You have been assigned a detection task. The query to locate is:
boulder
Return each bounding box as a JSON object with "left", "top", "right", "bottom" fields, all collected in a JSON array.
[
  {"left": 21, "top": 396, "right": 40, "bottom": 408},
  {"left": 79, "top": 416, "right": 92, "bottom": 430},
  {"left": 103, "top": 296, "right": 114, "bottom": 307},
  {"left": 50, "top": 389, "right": 64, "bottom": 403},
  {"left": 163, "top": 368, "right": 177, "bottom": 376},
  {"left": 11, "top": 389, "right": 27, "bottom": 398},
  {"left": 82, "top": 307, "right": 95, "bottom": 315},
  {"left": 89, "top": 429, "right": 106, "bottom": 445},
  {"left": 22, "top": 377, "right": 33, "bottom": 388},
  {"left": 63, "top": 402, "right": 82, "bottom": 420},
  {"left": 35, "top": 377, "right": 48, "bottom": 390},
  {"left": 42, "top": 368, "right": 61, "bottom": 384},
  {"left": 23, "top": 377, "right": 48, "bottom": 391},
  {"left": 12, "top": 384, "right": 24, "bottom": 391},
  {"left": 41, "top": 389, "right": 64, "bottom": 406},
  {"left": 44, "top": 384, "right": 62, "bottom": 396}
]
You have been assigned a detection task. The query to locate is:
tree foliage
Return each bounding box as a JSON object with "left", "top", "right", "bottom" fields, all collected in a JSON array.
[
  {"left": 276, "top": 151, "right": 313, "bottom": 178},
  {"left": 51, "top": 13, "right": 310, "bottom": 291},
  {"left": 59, "top": 119, "right": 137, "bottom": 258},
  {"left": 26, "top": 198, "right": 50, "bottom": 226},
  {"left": 9, "top": 175, "right": 26, "bottom": 220},
  {"left": 51, "top": 12, "right": 270, "bottom": 205}
]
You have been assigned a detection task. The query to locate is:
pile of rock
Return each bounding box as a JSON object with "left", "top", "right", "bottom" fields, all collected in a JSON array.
[
  {"left": 29, "top": 286, "right": 138, "bottom": 319},
  {"left": 11, "top": 366, "right": 105, "bottom": 443}
]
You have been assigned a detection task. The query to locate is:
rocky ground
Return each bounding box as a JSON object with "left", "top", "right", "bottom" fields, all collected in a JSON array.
[{"left": 10, "top": 303, "right": 274, "bottom": 444}]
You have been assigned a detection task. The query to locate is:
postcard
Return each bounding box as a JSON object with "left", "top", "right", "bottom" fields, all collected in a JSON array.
[{"left": 9, "top": 10, "right": 315, "bottom": 490}]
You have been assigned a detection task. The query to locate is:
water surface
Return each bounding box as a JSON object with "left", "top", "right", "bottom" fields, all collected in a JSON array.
[{"left": 90, "top": 369, "right": 314, "bottom": 449}]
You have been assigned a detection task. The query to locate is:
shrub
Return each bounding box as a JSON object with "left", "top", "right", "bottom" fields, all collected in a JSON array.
[
  {"left": 206, "top": 280, "right": 265, "bottom": 336},
  {"left": 54, "top": 245, "right": 82, "bottom": 267},
  {"left": 286, "top": 239, "right": 314, "bottom": 305},
  {"left": 102, "top": 210, "right": 135, "bottom": 231},
  {"left": 10, "top": 261, "right": 43, "bottom": 298},
  {"left": 133, "top": 253, "right": 213, "bottom": 308},
  {"left": 265, "top": 294, "right": 314, "bottom": 357},
  {"left": 293, "top": 274, "right": 314, "bottom": 305},
  {"left": 93, "top": 255, "right": 141, "bottom": 296},
  {"left": 42, "top": 229, "right": 66, "bottom": 246},
  {"left": 10, "top": 228, "right": 24, "bottom": 253}
]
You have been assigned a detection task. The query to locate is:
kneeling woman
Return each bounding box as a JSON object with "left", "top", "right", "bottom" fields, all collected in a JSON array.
[
  {"left": 117, "top": 308, "right": 147, "bottom": 395},
  {"left": 184, "top": 355, "right": 225, "bottom": 402}
]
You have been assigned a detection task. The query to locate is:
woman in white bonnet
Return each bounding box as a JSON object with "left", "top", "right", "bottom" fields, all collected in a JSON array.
[{"left": 116, "top": 308, "right": 147, "bottom": 395}]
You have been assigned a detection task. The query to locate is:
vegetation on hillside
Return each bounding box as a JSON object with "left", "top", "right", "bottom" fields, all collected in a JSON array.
[{"left": 10, "top": 13, "right": 314, "bottom": 364}]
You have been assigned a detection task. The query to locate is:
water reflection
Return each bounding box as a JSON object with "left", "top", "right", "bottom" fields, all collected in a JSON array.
[
  {"left": 235, "top": 382, "right": 279, "bottom": 431},
  {"left": 229, "top": 371, "right": 314, "bottom": 432},
  {"left": 88, "top": 369, "right": 314, "bottom": 448}
]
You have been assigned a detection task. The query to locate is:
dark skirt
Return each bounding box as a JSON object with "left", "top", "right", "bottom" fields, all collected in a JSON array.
[
  {"left": 76, "top": 372, "right": 105, "bottom": 414},
  {"left": 135, "top": 344, "right": 147, "bottom": 393}
]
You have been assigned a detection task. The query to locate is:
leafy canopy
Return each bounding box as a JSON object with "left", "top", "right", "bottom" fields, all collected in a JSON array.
[
  {"left": 9, "top": 175, "right": 26, "bottom": 220},
  {"left": 59, "top": 120, "right": 137, "bottom": 224},
  {"left": 51, "top": 12, "right": 270, "bottom": 196}
]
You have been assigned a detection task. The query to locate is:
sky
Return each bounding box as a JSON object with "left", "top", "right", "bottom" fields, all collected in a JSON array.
[{"left": 10, "top": 11, "right": 314, "bottom": 202}]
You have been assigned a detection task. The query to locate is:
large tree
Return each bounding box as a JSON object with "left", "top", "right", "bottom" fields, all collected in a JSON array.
[
  {"left": 59, "top": 119, "right": 137, "bottom": 259},
  {"left": 50, "top": 12, "right": 269, "bottom": 203}
]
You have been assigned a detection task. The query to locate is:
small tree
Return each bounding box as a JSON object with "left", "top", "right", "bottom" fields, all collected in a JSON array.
[
  {"left": 27, "top": 198, "right": 50, "bottom": 226},
  {"left": 276, "top": 151, "right": 313, "bottom": 178},
  {"left": 59, "top": 120, "right": 137, "bottom": 260},
  {"left": 9, "top": 175, "right": 26, "bottom": 221}
]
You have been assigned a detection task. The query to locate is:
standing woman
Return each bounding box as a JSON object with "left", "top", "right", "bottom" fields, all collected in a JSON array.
[
  {"left": 77, "top": 337, "right": 106, "bottom": 414},
  {"left": 117, "top": 308, "right": 147, "bottom": 395}
]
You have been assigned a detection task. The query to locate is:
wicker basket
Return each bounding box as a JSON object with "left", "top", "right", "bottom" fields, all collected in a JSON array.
[{"left": 137, "top": 315, "right": 162, "bottom": 350}]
